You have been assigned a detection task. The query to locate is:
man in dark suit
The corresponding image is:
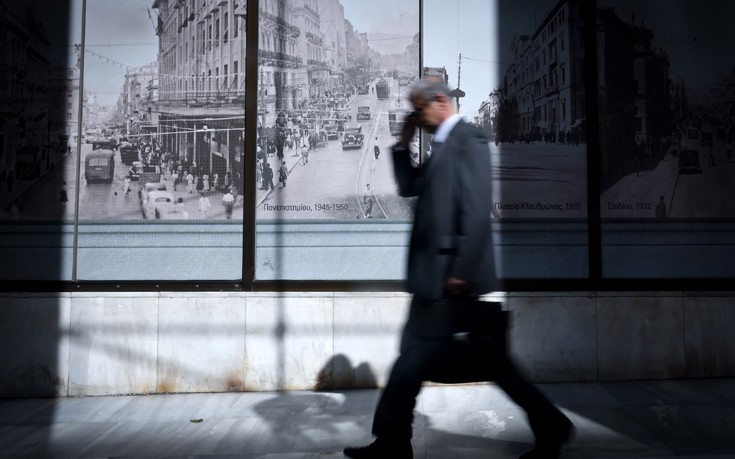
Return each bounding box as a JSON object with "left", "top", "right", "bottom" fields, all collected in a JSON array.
[{"left": 344, "top": 79, "right": 573, "bottom": 459}]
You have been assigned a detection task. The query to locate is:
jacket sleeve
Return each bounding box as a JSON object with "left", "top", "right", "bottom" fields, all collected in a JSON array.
[
  {"left": 391, "top": 143, "right": 423, "bottom": 197},
  {"left": 448, "top": 127, "right": 493, "bottom": 284}
]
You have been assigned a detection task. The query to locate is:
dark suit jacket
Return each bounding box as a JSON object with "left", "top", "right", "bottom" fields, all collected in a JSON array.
[{"left": 392, "top": 120, "right": 497, "bottom": 300}]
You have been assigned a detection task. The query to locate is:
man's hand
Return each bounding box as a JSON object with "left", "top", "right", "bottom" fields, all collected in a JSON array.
[
  {"left": 397, "top": 112, "right": 419, "bottom": 149},
  {"left": 446, "top": 276, "right": 469, "bottom": 295}
]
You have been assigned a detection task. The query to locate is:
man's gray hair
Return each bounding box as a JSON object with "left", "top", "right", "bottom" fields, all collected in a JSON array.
[{"left": 409, "top": 78, "right": 452, "bottom": 102}]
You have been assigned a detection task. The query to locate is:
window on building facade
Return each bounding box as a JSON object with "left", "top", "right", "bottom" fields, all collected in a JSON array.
[
  {"left": 233, "top": 60, "right": 238, "bottom": 89},
  {"left": 224, "top": 13, "right": 229, "bottom": 43},
  {"left": 215, "top": 17, "right": 220, "bottom": 45}
]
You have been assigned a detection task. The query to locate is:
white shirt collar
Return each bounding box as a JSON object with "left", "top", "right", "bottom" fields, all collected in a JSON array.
[{"left": 432, "top": 113, "right": 464, "bottom": 143}]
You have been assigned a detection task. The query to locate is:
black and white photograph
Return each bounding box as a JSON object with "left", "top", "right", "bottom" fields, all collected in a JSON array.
[
  {"left": 422, "top": 0, "right": 589, "bottom": 220},
  {"left": 74, "top": 0, "right": 247, "bottom": 222},
  {"left": 0, "top": 0, "right": 82, "bottom": 222},
  {"left": 254, "top": 0, "right": 420, "bottom": 220},
  {"left": 598, "top": 0, "right": 735, "bottom": 219},
  {"left": 488, "top": 0, "right": 589, "bottom": 219}
]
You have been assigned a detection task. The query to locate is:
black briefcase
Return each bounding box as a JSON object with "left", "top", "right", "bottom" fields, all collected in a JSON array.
[
  {"left": 412, "top": 299, "right": 510, "bottom": 383},
  {"left": 414, "top": 299, "right": 508, "bottom": 339}
]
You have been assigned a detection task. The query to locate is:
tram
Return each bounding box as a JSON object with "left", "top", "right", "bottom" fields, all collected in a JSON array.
[{"left": 376, "top": 78, "right": 390, "bottom": 99}]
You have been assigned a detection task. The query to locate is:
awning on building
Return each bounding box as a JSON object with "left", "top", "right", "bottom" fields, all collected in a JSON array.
[{"left": 158, "top": 106, "right": 245, "bottom": 117}]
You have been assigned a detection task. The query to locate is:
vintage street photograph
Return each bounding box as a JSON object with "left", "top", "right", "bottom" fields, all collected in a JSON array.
[
  {"left": 254, "top": 0, "right": 420, "bottom": 221},
  {"left": 598, "top": 0, "right": 735, "bottom": 219},
  {"left": 77, "top": 0, "right": 247, "bottom": 222}
]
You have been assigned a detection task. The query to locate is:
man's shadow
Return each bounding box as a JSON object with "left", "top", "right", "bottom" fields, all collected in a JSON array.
[{"left": 250, "top": 353, "right": 524, "bottom": 456}]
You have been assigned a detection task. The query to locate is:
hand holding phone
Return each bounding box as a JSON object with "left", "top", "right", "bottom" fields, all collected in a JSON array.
[{"left": 398, "top": 112, "right": 419, "bottom": 148}]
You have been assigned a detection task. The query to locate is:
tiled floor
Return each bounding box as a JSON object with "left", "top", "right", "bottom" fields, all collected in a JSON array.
[{"left": 1, "top": 378, "right": 734, "bottom": 458}]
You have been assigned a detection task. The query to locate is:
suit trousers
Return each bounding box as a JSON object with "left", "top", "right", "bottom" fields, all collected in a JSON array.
[{"left": 372, "top": 295, "right": 568, "bottom": 443}]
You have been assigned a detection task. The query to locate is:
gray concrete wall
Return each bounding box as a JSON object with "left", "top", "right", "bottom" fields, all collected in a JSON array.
[{"left": 1, "top": 291, "right": 734, "bottom": 397}]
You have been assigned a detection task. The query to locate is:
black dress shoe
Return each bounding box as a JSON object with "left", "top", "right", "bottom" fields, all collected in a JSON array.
[
  {"left": 344, "top": 438, "right": 413, "bottom": 458},
  {"left": 519, "top": 418, "right": 574, "bottom": 459}
]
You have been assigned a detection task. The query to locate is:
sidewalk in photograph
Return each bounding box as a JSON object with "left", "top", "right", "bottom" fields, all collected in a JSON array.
[
  {"left": 0, "top": 149, "right": 71, "bottom": 216},
  {"left": 1, "top": 378, "right": 734, "bottom": 458}
]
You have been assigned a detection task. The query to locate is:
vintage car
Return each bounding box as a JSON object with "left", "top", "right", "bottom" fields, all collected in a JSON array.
[
  {"left": 128, "top": 161, "right": 145, "bottom": 182},
  {"left": 357, "top": 84, "right": 369, "bottom": 95},
  {"left": 140, "top": 181, "right": 167, "bottom": 205},
  {"left": 356, "top": 106, "right": 371, "bottom": 120},
  {"left": 323, "top": 123, "right": 340, "bottom": 140},
  {"left": 678, "top": 149, "right": 702, "bottom": 174},
  {"left": 139, "top": 164, "right": 162, "bottom": 185},
  {"left": 334, "top": 108, "right": 351, "bottom": 121},
  {"left": 119, "top": 142, "right": 138, "bottom": 164},
  {"left": 92, "top": 138, "right": 116, "bottom": 151},
  {"left": 142, "top": 190, "right": 177, "bottom": 220},
  {"left": 84, "top": 150, "right": 115, "bottom": 184},
  {"left": 341, "top": 125, "right": 364, "bottom": 150}
]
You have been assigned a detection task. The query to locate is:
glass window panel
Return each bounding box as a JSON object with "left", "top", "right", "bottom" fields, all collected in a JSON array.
[
  {"left": 424, "top": 0, "right": 589, "bottom": 279},
  {"left": 598, "top": 0, "right": 735, "bottom": 278},
  {"left": 254, "top": 0, "right": 420, "bottom": 280},
  {"left": 74, "top": 0, "right": 246, "bottom": 281},
  {"left": 0, "top": 0, "right": 82, "bottom": 281}
]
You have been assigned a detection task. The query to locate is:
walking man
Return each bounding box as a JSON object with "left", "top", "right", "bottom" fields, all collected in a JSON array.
[
  {"left": 279, "top": 161, "right": 289, "bottom": 188},
  {"left": 363, "top": 183, "right": 375, "bottom": 218},
  {"left": 344, "top": 79, "right": 573, "bottom": 459},
  {"left": 656, "top": 195, "right": 667, "bottom": 218},
  {"left": 221, "top": 190, "right": 235, "bottom": 219},
  {"left": 261, "top": 162, "right": 275, "bottom": 191}
]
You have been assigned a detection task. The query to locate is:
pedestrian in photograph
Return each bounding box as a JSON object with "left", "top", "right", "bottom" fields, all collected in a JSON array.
[
  {"left": 278, "top": 161, "right": 289, "bottom": 188},
  {"left": 374, "top": 139, "right": 381, "bottom": 160},
  {"left": 363, "top": 183, "right": 375, "bottom": 218},
  {"left": 300, "top": 144, "right": 309, "bottom": 165},
  {"left": 198, "top": 191, "right": 212, "bottom": 216},
  {"left": 344, "top": 79, "right": 573, "bottom": 459},
  {"left": 123, "top": 174, "right": 131, "bottom": 196},
  {"left": 261, "top": 162, "right": 275, "bottom": 191},
  {"left": 60, "top": 181, "right": 68, "bottom": 205},
  {"left": 293, "top": 129, "right": 302, "bottom": 155},
  {"left": 276, "top": 130, "right": 285, "bottom": 162},
  {"left": 196, "top": 174, "right": 204, "bottom": 193},
  {"left": 171, "top": 170, "right": 179, "bottom": 191},
  {"left": 656, "top": 195, "right": 667, "bottom": 218},
  {"left": 222, "top": 189, "right": 235, "bottom": 219},
  {"left": 202, "top": 173, "right": 210, "bottom": 192},
  {"left": 172, "top": 197, "right": 187, "bottom": 219},
  {"left": 186, "top": 171, "right": 195, "bottom": 193}
]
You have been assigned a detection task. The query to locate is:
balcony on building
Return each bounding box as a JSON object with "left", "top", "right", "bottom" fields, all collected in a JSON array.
[
  {"left": 260, "top": 9, "right": 300, "bottom": 38},
  {"left": 258, "top": 49, "right": 303, "bottom": 68}
]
